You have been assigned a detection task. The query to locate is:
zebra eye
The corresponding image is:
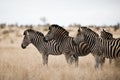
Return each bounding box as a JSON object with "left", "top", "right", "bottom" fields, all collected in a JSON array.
[{"left": 49, "top": 27, "right": 51, "bottom": 30}]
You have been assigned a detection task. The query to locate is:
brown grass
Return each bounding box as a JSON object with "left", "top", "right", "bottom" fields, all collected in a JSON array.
[{"left": 0, "top": 27, "right": 120, "bottom": 80}]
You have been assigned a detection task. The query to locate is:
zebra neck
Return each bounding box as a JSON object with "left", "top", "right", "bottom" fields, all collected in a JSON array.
[
  {"left": 59, "top": 36, "right": 71, "bottom": 44},
  {"left": 84, "top": 36, "right": 96, "bottom": 49},
  {"left": 31, "top": 36, "right": 44, "bottom": 48},
  {"left": 54, "top": 35, "right": 68, "bottom": 44}
]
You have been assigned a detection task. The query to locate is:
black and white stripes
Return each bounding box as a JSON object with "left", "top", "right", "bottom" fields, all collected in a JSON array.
[
  {"left": 74, "top": 27, "right": 120, "bottom": 69},
  {"left": 21, "top": 24, "right": 120, "bottom": 69},
  {"left": 73, "top": 27, "right": 106, "bottom": 69},
  {"left": 44, "top": 24, "right": 91, "bottom": 66},
  {"left": 96, "top": 37, "right": 120, "bottom": 59},
  {"left": 100, "top": 29, "right": 115, "bottom": 64},
  {"left": 21, "top": 29, "right": 74, "bottom": 65}
]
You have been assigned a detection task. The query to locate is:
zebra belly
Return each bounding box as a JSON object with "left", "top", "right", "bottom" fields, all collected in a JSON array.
[
  {"left": 76, "top": 48, "right": 90, "bottom": 56},
  {"left": 47, "top": 47, "right": 62, "bottom": 55},
  {"left": 78, "top": 53, "right": 89, "bottom": 56},
  {"left": 49, "top": 52, "right": 62, "bottom": 55}
]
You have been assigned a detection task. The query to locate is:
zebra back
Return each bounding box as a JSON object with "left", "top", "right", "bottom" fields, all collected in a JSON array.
[
  {"left": 81, "top": 27, "right": 99, "bottom": 38},
  {"left": 95, "top": 37, "right": 120, "bottom": 58},
  {"left": 45, "top": 24, "right": 69, "bottom": 43}
]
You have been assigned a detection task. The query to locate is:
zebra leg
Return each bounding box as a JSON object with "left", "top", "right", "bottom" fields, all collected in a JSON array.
[
  {"left": 74, "top": 55, "right": 79, "bottom": 67},
  {"left": 65, "top": 53, "right": 72, "bottom": 64},
  {"left": 69, "top": 55, "right": 75, "bottom": 64},
  {"left": 65, "top": 53, "right": 76, "bottom": 65},
  {"left": 65, "top": 53, "right": 70, "bottom": 64},
  {"left": 94, "top": 55, "right": 100, "bottom": 69},
  {"left": 99, "top": 56, "right": 105, "bottom": 70},
  {"left": 69, "top": 54, "right": 79, "bottom": 67},
  {"left": 42, "top": 54, "right": 49, "bottom": 66},
  {"left": 65, "top": 53, "right": 79, "bottom": 67}
]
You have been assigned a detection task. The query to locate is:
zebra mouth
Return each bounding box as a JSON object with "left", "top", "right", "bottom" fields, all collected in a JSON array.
[{"left": 21, "top": 44, "right": 26, "bottom": 49}]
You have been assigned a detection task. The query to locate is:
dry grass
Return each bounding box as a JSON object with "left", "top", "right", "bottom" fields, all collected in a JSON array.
[{"left": 0, "top": 27, "right": 120, "bottom": 80}]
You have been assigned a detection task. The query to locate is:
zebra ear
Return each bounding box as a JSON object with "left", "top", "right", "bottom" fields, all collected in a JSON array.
[
  {"left": 49, "top": 26, "right": 51, "bottom": 30},
  {"left": 103, "top": 29, "right": 105, "bottom": 32},
  {"left": 78, "top": 27, "right": 80, "bottom": 32},
  {"left": 78, "top": 27, "right": 82, "bottom": 33}
]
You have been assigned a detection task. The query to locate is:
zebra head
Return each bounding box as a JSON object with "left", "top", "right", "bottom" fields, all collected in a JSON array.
[
  {"left": 81, "top": 27, "right": 99, "bottom": 40},
  {"left": 100, "top": 29, "right": 113, "bottom": 40},
  {"left": 44, "top": 24, "right": 69, "bottom": 42},
  {"left": 21, "top": 29, "right": 36, "bottom": 49},
  {"left": 73, "top": 27, "right": 85, "bottom": 44}
]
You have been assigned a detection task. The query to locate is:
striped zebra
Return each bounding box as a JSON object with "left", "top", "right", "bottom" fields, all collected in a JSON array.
[
  {"left": 21, "top": 29, "right": 77, "bottom": 66},
  {"left": 100, "top": 29, "right": 120, "bottom": 66},
  {"left": 74, "top": 27, "right": 120, "bottom": 69},
  {"left": 100, "top": 29, "right": 114, "bottom": 64},
  {"left": 44, "top": 24, "right": 91, "bottom": 66},
  {"left": 73, "top": 27, "right": 105, "bottom": 69}
]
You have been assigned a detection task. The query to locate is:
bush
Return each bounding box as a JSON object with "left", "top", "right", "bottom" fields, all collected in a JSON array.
[
  {"left": 0, "top": 23, "right": 6, "bottom": 29},
  {"left": 114, "top": 23, "right": 120, "bottom": 31}
]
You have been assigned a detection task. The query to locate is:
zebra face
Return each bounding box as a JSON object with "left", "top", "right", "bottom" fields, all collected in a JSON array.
[
  {"left": 44, "top": 28, "right": 55, "bottom": 41},
  {"left": 21, "top": 31, "right": 31, "bottom": 49},
  {"left": 100, "top": 29, "right": 113, "bottom": 40},
  {"left": 73, "top": 28, "right": 84, "bottom": 44},
  {"left": 100, "top": 29, "right": 108, "bottom": 39}
]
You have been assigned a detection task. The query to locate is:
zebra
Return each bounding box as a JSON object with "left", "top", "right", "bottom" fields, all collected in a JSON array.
[
  {"left": 44, "top": 24, "right": 91, "bottom": 66},
  {"left": 100, "top": 29, "right": 120, "bottom": 65},
  {"left": 73, "top": 27, "right": 106, "bottom": 69},
  {"left": 100, "top": 29, "right": 114, "bottom": 64},
  {"left": 74, "top": 27, "right": 120, "bottom": 69},
  {"left": 21, "top": 29, "right": 77, "bottom": 66}
]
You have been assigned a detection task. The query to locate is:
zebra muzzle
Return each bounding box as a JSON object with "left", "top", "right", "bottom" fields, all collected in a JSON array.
[{"left": 21, "top": 44, "right": 26, "bottom": 49}]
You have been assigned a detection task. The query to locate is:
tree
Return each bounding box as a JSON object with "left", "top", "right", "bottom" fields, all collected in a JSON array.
[{"left": 40, "top": 17, "right": 47, "bottom": 24}]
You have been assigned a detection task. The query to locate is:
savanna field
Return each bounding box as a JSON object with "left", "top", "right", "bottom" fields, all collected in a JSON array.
[{"left": 0, "top": 25, "right": 120, "bottom": 80}]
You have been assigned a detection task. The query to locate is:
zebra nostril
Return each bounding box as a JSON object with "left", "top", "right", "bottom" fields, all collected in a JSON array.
[{"left": 21, "top": 44, "right": 26, "bottom": 49}]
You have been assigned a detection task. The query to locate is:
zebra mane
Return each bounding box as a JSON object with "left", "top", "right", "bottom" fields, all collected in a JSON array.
[
  {"left": 49, "top": 24, "right": 69, "bottom": 36},
  {"left": 35, "top": 31, "right": 44, "bottom": 37},
  {"left": 81, "top": 27, "right": 99, "bottom": 37},
  {"left": 24, "top": 29, "right": 44, "bottom": 37}
]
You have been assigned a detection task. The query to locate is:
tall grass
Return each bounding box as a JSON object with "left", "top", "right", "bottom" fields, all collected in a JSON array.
[
  {"left": 0, "top": 27, "right": 120, "bottom": 80},
  {"left": 0, "top": 47, "right": 119, "bottom": 80}
]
